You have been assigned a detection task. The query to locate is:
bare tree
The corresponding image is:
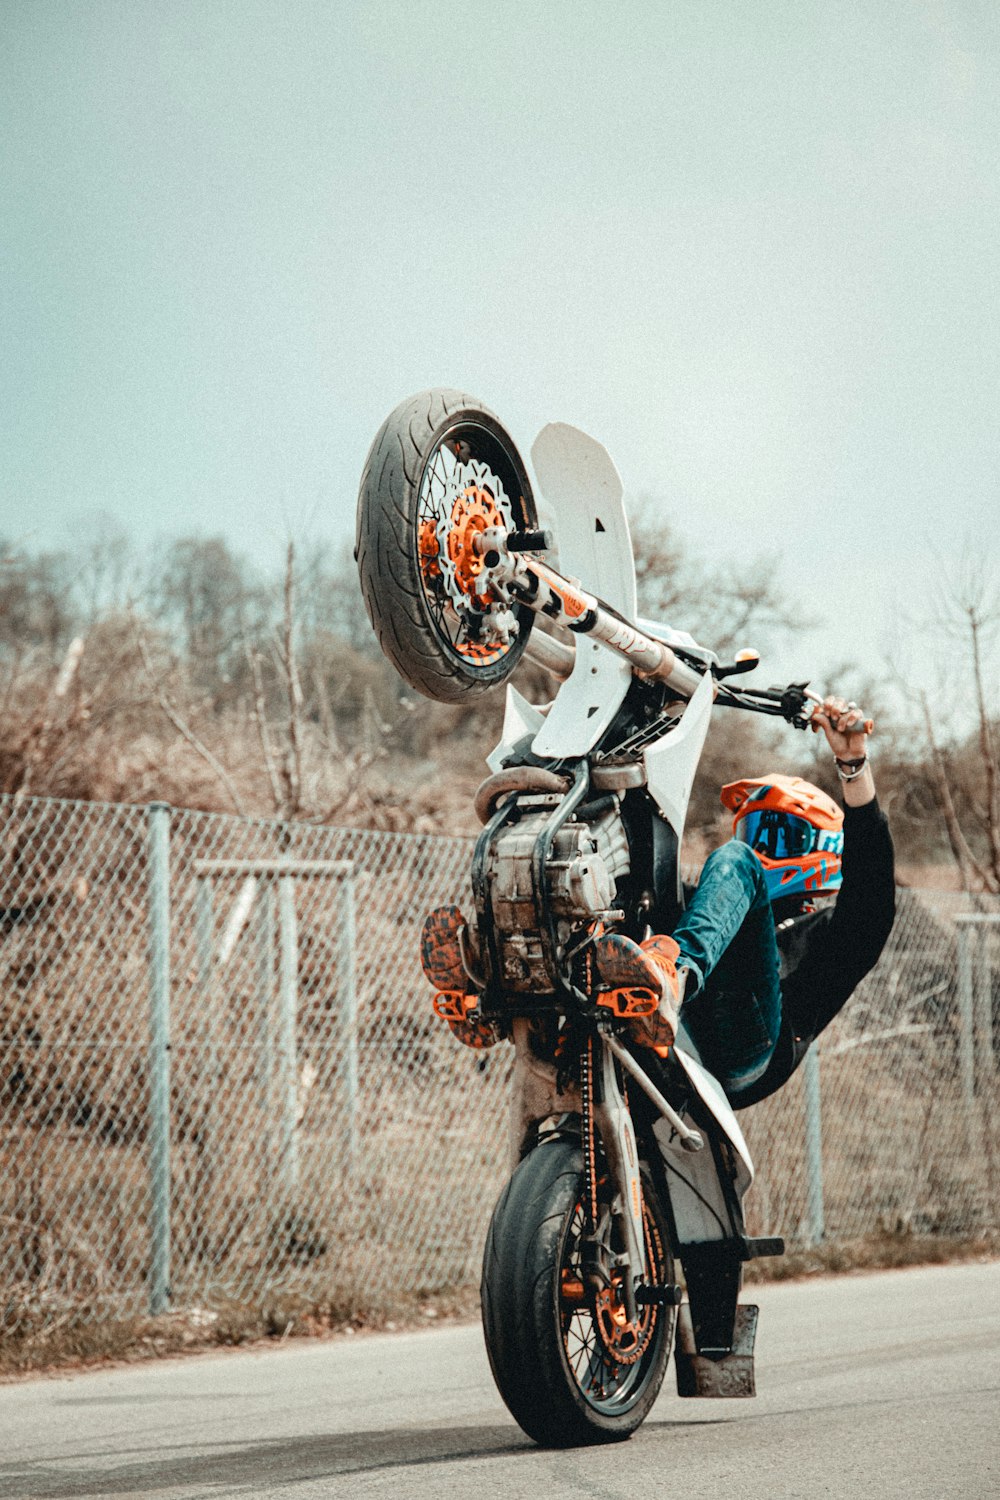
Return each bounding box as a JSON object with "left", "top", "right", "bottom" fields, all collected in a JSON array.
[
  {"left": 277, "top": 542, "right": 305, "bottom": 821},
  {"left": 628, "top": 499, "right": 803, "bottom": 654},
  {"left": 8, "top": 636, "right": 86, "bottom": 800},
  {"left": 906, "top": 552, "right": 1000, "bottom": 893},
  {"left": 295, "top": 538, "right": 379, "bottom": 655},
  {"left": 0, "top": 542, "right": 74, "bottom": 655},
  {"left": 68, "top": 513, "right": 138, "bottom": 624},
  {"left": 245, "top": 640, "right": 284, "bottom": 814},
  {"left": 151, "top": 536, "right": 269, "bottom": 701},
  {"left": 133, "top": 615, "right": 247, "bottom": 816}
]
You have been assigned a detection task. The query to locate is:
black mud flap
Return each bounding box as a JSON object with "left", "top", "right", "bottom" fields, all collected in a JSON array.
[{"left": 674, "top": 1303, "right": 758, "bottom": 1398}]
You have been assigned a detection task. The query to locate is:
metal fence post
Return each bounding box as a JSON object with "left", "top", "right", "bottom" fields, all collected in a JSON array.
[
  {"left": 194, "top": 877, "right": 218, "bottom": 1259},
  {"left": 974, "top": 926, "right": 995, "bottom": 1082},
  {"left": 278, "top": 874, "right": 300, "bottom": 1198},
  {"left": 147, "top": 801, "right": 172, "bottom": 1315},
  {"left": 257, "top": 882, "right": 276, "bottom": 1178},
  {"left": 804, "top": 1042, "right": 825, "bottom": 1245},
  {"left": 340, "top": 868, "right": 358, "bottom": 1163},
  {"left": 956, "top": 923, "right": 975, "bottom": 1106}
]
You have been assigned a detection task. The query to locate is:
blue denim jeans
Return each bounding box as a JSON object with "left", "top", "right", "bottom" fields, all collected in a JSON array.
[{"left": 671, "top": 841, "right": 782, "bottom": 1093}]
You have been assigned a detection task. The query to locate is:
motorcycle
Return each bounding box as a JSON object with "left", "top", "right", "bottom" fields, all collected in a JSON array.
[{"left": 355, "top": 388, "right": 870, "bottom": 1446}]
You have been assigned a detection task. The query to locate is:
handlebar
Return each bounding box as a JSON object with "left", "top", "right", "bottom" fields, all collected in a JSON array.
[
  {"left": 475, "top": 529, "right": 875, "bottom": 735},
  {"left": 715, "top": 680, "right": 874, "bottom": 735}
]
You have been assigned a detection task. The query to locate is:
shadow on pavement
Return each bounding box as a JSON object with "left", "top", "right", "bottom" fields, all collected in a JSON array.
[{"left": 0, "top": 1423, "right": 536, "bottom": 1498}]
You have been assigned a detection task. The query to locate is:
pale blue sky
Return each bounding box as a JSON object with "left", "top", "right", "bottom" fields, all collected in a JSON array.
[{"left": 2, "top": 0, "right": 997, "bottom": 698}]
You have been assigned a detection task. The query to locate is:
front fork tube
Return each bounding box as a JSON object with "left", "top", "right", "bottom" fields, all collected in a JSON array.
[{"left": 592, "top": 1036, "right": 647, "bottom": 1322}]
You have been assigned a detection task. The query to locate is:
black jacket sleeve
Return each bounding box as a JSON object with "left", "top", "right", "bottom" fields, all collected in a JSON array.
[
  {"left": 729, "top": 797, "right": 895, "bottom": 1110},
  {"left": 781, "top": 797, "right": 896, "bottom": 1042}
]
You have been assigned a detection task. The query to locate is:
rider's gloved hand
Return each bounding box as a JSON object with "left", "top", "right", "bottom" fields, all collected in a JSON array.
[
  {"left": 810, "top": 695, "right": 868, "bottom": 758},
  {"left": 810, "top": 695, "right": 875, "bottom": 806}
]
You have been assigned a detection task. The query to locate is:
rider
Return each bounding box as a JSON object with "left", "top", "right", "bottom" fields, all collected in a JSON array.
[
  {"left": 421, "top": 696, "right": 895, "bottom": 1105},
  {"left": 588, "top": 696, "right": 895, "bottom": 1102}
]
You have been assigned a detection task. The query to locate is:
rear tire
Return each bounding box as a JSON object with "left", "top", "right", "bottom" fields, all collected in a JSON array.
[
  {"left": 355, "top": 388, "right": 536, "bottom": 703},
  {"left": 481, "top": 1138, "right": 673, "bottom": 1447}
]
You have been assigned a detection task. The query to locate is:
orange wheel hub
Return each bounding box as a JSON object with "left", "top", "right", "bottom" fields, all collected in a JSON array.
[{"left": 446, "top": 486, "right": 504, "bottom": 599}]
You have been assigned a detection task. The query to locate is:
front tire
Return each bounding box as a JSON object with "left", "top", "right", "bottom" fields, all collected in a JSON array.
[
  {"left": 481, "top": 1138, "right": 673, "bottom": 1446},
  {"left": 355, "top": 388, "right": 537, "bottom": 703}
]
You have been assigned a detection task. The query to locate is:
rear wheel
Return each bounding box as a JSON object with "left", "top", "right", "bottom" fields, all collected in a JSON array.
[
  {"left": 355, "top": 388, "right": 536, "bottom": 702},
  {"left": 481, "top": 1138, "right": 673, "bottom": 1446}
]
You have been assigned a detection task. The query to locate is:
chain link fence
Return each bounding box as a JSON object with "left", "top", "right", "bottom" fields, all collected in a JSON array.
[{"left": 1, "top": 793, "right": 997, "bottom": 1355}]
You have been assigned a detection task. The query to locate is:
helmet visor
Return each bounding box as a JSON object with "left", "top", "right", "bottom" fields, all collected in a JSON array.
[{"left": 737, "top": 809, "right": 817, "bottom": 859}]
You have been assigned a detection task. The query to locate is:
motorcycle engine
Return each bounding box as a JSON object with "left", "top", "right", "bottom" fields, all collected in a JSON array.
[{"left": 481, "top": 799, "right": 631, "bottom": 993}]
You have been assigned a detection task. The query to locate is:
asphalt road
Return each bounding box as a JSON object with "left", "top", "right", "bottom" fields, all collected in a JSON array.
[{"left": 2, "top": 1261, "right": 998, "bottom": 1500}]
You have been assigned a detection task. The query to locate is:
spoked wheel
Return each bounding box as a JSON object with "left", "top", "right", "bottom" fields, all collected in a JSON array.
[
  {"left": 481, "top": 1139, "right": 674, "bottom": 1447},
  {"left": 355, "top": 388, "right": 537, "bottom": 702}
]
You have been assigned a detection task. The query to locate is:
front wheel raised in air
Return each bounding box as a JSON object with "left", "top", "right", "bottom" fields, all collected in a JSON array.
[
  {"left": 481, "top": 1139, "right": 674, "bottom": 1446},
  {"left": 355, "top": 388, "right": 537, "bottom": 703}
]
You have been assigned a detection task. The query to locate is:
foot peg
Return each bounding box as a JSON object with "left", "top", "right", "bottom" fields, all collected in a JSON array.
[
  {"left": 674, "top": 1304, "right": 758, "bottom": 1398},
  {"left": 743, "top": 1235, "right": 785, "bottom": 1259},
  {"left": 635, "top": 1282, "right": 684, "bottom": 1307}
]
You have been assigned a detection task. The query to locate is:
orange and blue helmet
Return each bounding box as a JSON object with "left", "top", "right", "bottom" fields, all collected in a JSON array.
[{"left": 721, "top": 774, "right": 843, "bottom": 902}]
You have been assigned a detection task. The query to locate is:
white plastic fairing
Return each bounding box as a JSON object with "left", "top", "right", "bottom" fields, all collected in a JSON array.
[
  {"left": 671, "top": 1043, "right": 754, "bottom": 1197},
  {"left": 529, "top": 423, "right": 636, "bottom": 616},
  {"left": 530, "top": 636, "right": 632, "bottom": 760},
  {"left": 642, "top": 668, "right": 714, "bottom": 836},
  {"left": 487, "top": 687, "right": 548, "bottom": 774},
  {"left": 528, "top": 423, "right": 636, "bottom": 758}
]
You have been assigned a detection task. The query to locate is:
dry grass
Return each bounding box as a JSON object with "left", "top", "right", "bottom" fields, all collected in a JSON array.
[
  {"left": 0, "top": 1283, "right": 483, "bottom": 1379},
  {"left": 745, "top": 1229, "right": 1000, "bottom": 1283}
]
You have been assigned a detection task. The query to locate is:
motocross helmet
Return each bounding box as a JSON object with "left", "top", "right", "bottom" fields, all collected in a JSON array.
[{"left": 721, "top": 774, "right": 843, "bottom": 902}]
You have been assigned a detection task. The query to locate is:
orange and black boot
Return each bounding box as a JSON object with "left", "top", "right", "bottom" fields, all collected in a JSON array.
[
  {"left": 593, "top": 932, "right": 681, "bottom": 1052},
  {"left": 419, "top": 905, "right": 496, "bottom": 1049}
]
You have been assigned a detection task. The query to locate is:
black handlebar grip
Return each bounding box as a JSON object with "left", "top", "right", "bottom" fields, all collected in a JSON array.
[{"left": 809, "top": 711, "right": 875, "bottom": 735}]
